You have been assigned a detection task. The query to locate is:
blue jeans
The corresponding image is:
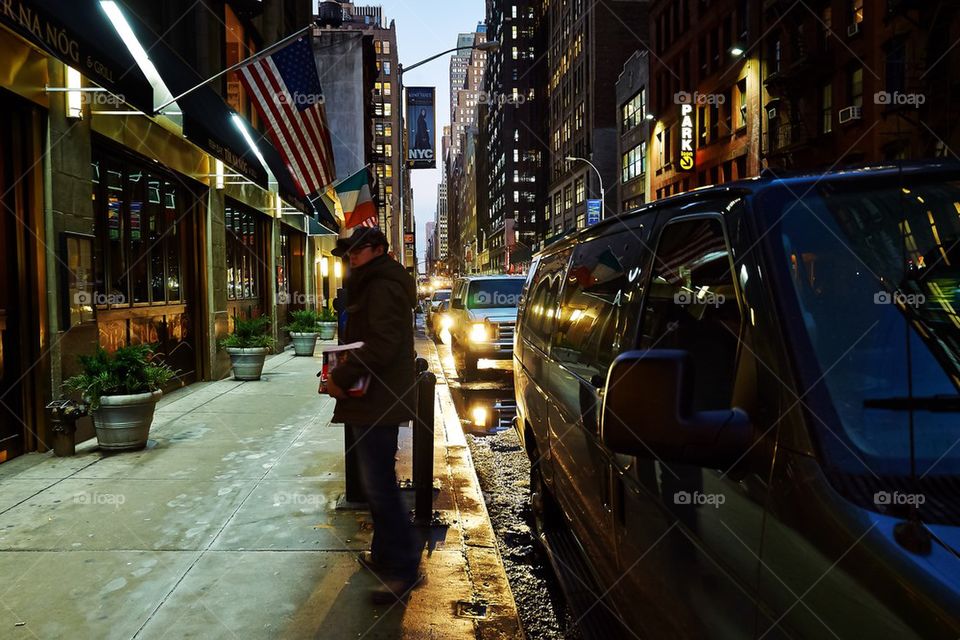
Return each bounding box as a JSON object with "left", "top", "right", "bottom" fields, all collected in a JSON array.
[{"left": 347, "top": 424, "right": 421, "bottom": 580}]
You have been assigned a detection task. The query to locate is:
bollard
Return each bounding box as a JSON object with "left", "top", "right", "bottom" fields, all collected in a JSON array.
[{"left": 413, "top": 359, "right": 437, "bottom": 525}]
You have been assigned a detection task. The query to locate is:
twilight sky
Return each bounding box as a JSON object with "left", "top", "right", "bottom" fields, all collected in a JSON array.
[{"left": 381, "top": 1, "right": 486, "bottom": 267}]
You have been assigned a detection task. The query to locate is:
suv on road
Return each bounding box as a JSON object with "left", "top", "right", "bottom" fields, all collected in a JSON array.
[
  {"left": 514, "top": 163, "right": 960, "bottom": 638},
  {"left": 449, "top": 275, "right": 525, "bottom": 381},
  {"left": 424, "top": 288, "right": 451, "bottom": 337}
]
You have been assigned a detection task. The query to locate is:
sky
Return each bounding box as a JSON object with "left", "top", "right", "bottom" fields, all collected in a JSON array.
[{"left": 381, "top": 0, "right": 486, "bottom": 268}]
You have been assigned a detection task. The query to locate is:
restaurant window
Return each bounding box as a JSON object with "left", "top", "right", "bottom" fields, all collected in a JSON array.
[
  {"left": 92, "top": 155, "right": 186, "bottom": 308},
  {"left": 225, "top": 201, "right": 265, "bottom": 301}
]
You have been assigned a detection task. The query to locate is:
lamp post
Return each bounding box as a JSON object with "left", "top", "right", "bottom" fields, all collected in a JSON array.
[
  {"left": 566, "top": 155, "right": 605, "bottom": 220},
  {"left": 396, "top": 40, "right": 500, "bottom": 273}
]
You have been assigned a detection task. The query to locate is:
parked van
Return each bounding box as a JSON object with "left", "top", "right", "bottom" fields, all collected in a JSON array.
[
  {"left": 449, "top": 275, "right": 525, "bottom": 380},
  {"left": 514, "top": 163, "right": 960, "bottom": 638}
]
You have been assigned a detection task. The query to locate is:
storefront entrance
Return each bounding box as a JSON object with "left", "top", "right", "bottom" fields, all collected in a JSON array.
[{"left": 0, "top": 94, "right": 41, "bottom": 462}]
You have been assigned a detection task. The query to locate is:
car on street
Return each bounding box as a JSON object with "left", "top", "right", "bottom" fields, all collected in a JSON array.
[
  {"left": 429, "top": 299, "right": 452, "bottom": 337},
  {"left": 513, "top": 162, "right": 960, "bottom": 638},
  {"left": 424, "top": 288, "right": 451, "bottom": 337},
  {"left": 449, "top": 275, "right": 525, "bottom": 381}
]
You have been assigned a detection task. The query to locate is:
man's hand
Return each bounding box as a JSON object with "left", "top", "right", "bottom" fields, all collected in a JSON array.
[{"left": 326, "top": 377, "right": 347, "bottom": 399}]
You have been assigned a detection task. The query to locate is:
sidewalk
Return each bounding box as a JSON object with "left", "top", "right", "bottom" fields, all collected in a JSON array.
[{"left": 0, "top": 338, "right": 521, "bottom": 639}]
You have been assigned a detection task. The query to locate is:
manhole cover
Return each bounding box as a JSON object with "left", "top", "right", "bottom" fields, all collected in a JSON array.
[{"left": 455, "top": 600, "right": 489, "bottom": 619}]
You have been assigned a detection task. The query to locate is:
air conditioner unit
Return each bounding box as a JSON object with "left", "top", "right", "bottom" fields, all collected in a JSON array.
[
  {"left": 847, "top": 22, "right": 861, "bottom": 37},
  {"left": 838, "top": 106, "right": 862, "bottom": 123}
]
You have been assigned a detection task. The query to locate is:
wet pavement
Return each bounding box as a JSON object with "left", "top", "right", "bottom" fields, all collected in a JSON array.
[
  {"left": 430, "top": 327, "right": 582, "bottom": 640},
  {"left": 0, "top": 339, "right": 521, "bottom": 639}
]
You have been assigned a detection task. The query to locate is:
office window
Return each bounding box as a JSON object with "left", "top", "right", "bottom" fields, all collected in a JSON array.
[
  {"left": 736, "top": 78, "right": 747, "bottom": 128},
  {"left": 564, "top": 185, "right": 573, "bottom": 211},
  {"left": 383, "top": 61, "right": 391, "bottom": 75},
  {"left": 621, "top": 88, "right": 646, "bottom": 131},
  {"left": 575, "top": 178, "right": 585, "bottom": 203},
  {"left": 850, "top": 67, "right": 863, "bottom": 107},
  {"left": 622, "top": 142, "right": 646, "bottom": 183},
  {"left": 851, "top": 0, "right": 863, "bottom": 25},
  {"left": 383, "top": 82, "right": 391, "bottom": 96},
  {"left": 383, "top": 41, "right": 391, "bottom": 55},
  {"left": 384, "top": 103, "right": 392, "bottom": 117},
  {"left": 821, "top": 83, "right": 833, "bottom": 133}
]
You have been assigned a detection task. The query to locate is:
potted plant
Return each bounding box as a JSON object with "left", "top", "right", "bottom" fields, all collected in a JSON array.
[
  {"left": 283, "top": 309, "right": 321, "bottom": 356},
  {"left": 221, "top": 316, "right": 276, "bottom": 381},
  {"left": 317, "top": 306, "right": 338, "bottom": 341},
  {"left": 63, "top": 345, "right": 176, "bottom": 451}
]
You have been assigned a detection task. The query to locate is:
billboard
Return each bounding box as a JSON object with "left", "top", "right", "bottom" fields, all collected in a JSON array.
[
  {"left": 586, "top": 199, "right": 602, "bottom": 226},
  {"left": 406, "top": 87, "right": 436, "bottom": 169}
]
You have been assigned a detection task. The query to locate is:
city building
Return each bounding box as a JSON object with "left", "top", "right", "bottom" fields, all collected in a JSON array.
[
  {"left": 758, "top": 0, "right": 960, "bottom": 171},
  {"left": 647, "top": 0, "right": 761, "bottom": 200},
  {"left": 543, "top": 0, "right": 649, "bottom": 242},
  {"left": 0, "top": 0, "right": 317, "bottom": 463},
  {"left": 435, "top": 178, "right": 449, "bottom": 268},
  {"left": 318, "top": 2, "right": 407, "bottom": 262},
  {"left": 616, "top": 50, "right": 652, "bottom": 211},
  {"left": 480, "top": 0, "right": 548, "bottom": 273}
]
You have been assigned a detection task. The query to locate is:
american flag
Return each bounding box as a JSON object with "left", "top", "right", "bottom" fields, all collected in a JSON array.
[{"left": 238, "top": 37, "right": 336, "bottom": 197}]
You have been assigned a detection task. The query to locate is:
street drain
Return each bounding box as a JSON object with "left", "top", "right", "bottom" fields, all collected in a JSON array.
[{"left": 455, "top": 600, "right": 490, "bottom": 619}]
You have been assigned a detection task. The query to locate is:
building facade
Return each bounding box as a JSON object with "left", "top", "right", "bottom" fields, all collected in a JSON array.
[
  {"left": 616, "top": 50, "right": 652, "bottom": 211},
  {"left": 0, "top": 0, "right": 322, "bottom": 463},
  {"left": 543, "top": 0, "right": 649, "bottom": 243},
  {"left": 481, "top": 0, "right": 548, "bottom": 273}
]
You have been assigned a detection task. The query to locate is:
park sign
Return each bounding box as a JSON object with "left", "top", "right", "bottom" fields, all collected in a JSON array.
[
  {"left": 679, "top": 103, "right": 695, "bottom": 171},
  {"left": 406, "top": 87, "right": 436, "bottom": 169}
]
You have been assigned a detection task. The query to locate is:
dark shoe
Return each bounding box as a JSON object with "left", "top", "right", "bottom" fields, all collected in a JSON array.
[
  {"left": 357, "top": 550, "right": 384, "bottom": 574},
  {"left": 370, "top": 573, "right": 425, "bottom": 604}
]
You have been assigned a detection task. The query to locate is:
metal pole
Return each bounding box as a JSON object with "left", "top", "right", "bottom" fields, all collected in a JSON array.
[
  {"left": 413, "top": 358, "right": 436, "bottom": 524},
  {"left": 154, "top": 23, "right": 315, "bottom": 113}
]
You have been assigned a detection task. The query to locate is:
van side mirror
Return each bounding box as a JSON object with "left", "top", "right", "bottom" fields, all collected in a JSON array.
[
  {"left": 451, "top": 299, "right": 464, "bottom": 310},
  {"left": 601, "top": 350, "right": 752, "bottom": 470}
]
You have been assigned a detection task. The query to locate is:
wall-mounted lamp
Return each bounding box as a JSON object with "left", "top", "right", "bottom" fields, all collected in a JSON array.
[
  {"left": 320, "top": 256, "right": 330, "bottom": 277},
  {"left": 66, "top": 65, "right": 83, "bottom": 119},
  {"left": 214, "top": 159, "right": 225, "bottom": 190},
  {"left": 334, "top": 260, "right": 342, "bottom": 279},
  {"left": 275, "top": 193, "right": 282, "bottom": 218}
]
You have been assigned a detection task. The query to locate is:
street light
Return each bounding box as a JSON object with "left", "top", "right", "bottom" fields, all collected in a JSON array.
[
  {"left": 566, "top": 155, "right": 605, "bottom": 221},
  {"left": 396, "top": 40, "right": 502, "bottom": 274}
]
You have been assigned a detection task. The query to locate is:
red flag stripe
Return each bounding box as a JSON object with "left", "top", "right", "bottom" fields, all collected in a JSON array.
[
  {"left": 255, "top": 61, "right": 323, "bottom": 190},
  {"left": 239, "top": 62, "right": 314, "bottom": 193},
  {"left": 263, "top": 57, "right": 333, "bottom": 189},
  {"left": 301, "top": 106, "right": 333, "bottom": 186}
]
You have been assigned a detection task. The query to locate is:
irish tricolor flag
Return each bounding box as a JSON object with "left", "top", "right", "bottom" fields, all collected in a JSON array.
[{"left": 336, "top": 167, "right": 377, "bottom": 229}]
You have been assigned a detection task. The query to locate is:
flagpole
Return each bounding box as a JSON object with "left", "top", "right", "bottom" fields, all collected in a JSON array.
[{"left": 154, "top": 23, "right": 315, "bottom": 114}]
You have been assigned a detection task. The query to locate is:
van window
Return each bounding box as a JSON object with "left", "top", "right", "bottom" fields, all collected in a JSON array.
[
  {"left": 639, "top": 217, "right": 742, "bottom": 410},
  {"left": 520, "top": 248, "right": 572, "bottom": 352},
  {"left": 552, "top": 231, "right": 649, "bottom": 380}
]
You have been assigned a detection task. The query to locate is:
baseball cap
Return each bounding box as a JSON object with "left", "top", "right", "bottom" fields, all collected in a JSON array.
[{"left": 332, "top": 226, "right": 389, "bottom": 257}]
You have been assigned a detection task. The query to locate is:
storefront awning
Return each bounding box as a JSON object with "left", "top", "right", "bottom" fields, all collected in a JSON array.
[{"left": 0, "top": 0, "right": 155, "bottom": 112}]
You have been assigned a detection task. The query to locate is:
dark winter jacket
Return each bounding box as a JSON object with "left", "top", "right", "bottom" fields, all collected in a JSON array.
[{"left": 330, "top": 254, "right": 417, "bottom": 426}]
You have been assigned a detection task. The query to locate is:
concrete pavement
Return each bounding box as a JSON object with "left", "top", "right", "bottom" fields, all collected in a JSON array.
[{"left": 0, "top": 337, "right": 521, "bottom": 639}]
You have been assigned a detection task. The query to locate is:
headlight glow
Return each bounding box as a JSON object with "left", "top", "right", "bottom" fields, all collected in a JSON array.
[
  {"left": 440, "top": 315, "right": 453, "bottom": 330},
  {"left": 471, "top": 406, "right": 488, "bottom": 426},
  {"left": 469, "top": 323, "right": 489, "bottom": 343}
]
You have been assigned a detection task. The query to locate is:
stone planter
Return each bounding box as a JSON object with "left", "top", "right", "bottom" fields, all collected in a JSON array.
[
  {"left": 318, "top": 322, "right": 337, "bottom": 341},
  {"left": 92, "top": 390, "right": 162, "bottom": 451},
  {"left": 227, "top": 347, "right": 270, "bottom": 381},
  {"left": 290, "top": 332, "right": 319, "bottom": 356}
]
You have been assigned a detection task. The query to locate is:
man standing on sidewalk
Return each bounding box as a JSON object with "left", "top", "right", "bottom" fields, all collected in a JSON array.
[{"left": 325, "top": 227, "right": 423, "bottom": 603}]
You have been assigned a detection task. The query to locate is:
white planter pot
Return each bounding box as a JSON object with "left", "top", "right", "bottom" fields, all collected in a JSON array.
[
  {"left": 227, "top": 347, "right": 270, "bottom": 380},
  {"left": 92, "top": 390, "right": 162, "bottom": 451},
  {"left": 290, "top": 332, "right": 319, "bottom": 356},
  {"left": 318, "top": 322, "right": 337, "bottom": 341}
]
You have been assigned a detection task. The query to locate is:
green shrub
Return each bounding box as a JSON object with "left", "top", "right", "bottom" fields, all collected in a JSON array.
[
  {"left": 63, "top": 344, "right": 177, "bottom": 410},
  {"left": 318, "top": 307, "right": 337, "bottom": 322},
  {"left": 220, "top": 316, "right": 276, "bottom": 350},
  {"left": 283, "top": 309, "right": 321, "bottom": 333}
]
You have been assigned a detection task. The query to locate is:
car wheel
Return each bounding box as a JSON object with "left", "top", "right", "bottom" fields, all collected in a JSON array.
[{"left": 529, "top": 459, "right": 562, "bottom": 558}]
